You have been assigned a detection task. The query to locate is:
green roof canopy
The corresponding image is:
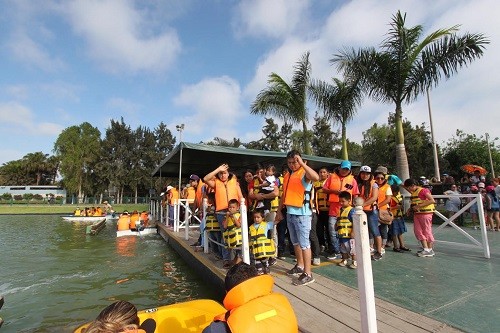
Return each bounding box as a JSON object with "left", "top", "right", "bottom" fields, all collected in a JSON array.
[{"left": 152, "top": 142, "right": 360, "bottom": 178}]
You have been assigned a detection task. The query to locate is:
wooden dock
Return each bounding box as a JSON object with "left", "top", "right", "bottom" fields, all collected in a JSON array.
[{"left": 157, "top": 223, "right": 462, "bottom": 333}]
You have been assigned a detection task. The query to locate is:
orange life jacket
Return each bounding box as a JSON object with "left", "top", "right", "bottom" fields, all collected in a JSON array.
[
  {"left": 170, "top": 188, "right": 180, "bottom": 204},
  {"left": 360, "top": 180, "right": 376, "bottom": 211},
  {"left": 214, "top": 177, "right": 239, "bottom": 212},
  {"left": 282, "top": 167, "right": 310, "bottom": 208},
  {"left": 117, "top": 215, "right": 130, "bottom": 231},
  {"left": 129, "top": 213, "right": 140, "bottom": 229},
  {"left": 214, "top": 275, "right": 298, "bottom": 333},
  {"left": 195, "top": 180, "right": 205, "bottom": 208},
  {"left": 326, "top": 173, "right": 356, "bottom": 203},
  {"left": 185, "top": 186, "right": 196, "bottom": 202},
  {"left": 377, "top": 182, "right": 391, "bottom": 210},
  {"left": 140, "top": 212, "right": 149, "bottom": 227}
]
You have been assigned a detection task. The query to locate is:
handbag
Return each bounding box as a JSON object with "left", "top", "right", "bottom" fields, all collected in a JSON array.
[{"left": 378, "top": 209, "right": 394, "bottom": 225}]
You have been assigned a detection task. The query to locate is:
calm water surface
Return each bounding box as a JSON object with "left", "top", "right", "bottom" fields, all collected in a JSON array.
[{"left": 0, "top": 215, "right": 218, "bottom": 332}]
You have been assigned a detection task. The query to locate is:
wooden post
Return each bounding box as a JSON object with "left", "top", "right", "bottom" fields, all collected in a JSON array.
[
  {"left": 240, "top": 198, "right": 250, "bottom": 264},
  {"left": 352, "top": 197, "right": 378, "bottom": 332}
]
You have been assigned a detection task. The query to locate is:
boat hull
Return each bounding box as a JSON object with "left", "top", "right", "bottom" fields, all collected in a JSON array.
[
  {"left": 61, "top": 216, "right": 107, "bottom": 223},
  {"left": 73, "top": 299, "right": 225, "bottom": 333},
  {"left": 116, "top": 226, "right": 158, "bottom": 237}
]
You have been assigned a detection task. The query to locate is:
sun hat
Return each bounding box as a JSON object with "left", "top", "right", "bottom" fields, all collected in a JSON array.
[
  {"left": 359, "top": 165, "right": 371, "bottom": 173},
  {"left": 374, "top": 166, "right": 388, "bottom": 175},
  {"left": 339, "top": 160, "right": 351, "bottom": 170}
]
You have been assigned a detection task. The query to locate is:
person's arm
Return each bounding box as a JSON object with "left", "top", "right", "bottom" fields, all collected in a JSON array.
[
  {"left": 234, "top": 214, "right": 241, "bottom": 227},
  {"left": 363, "top": 184, "right": 379, "bottom": 207},
  {"left": 204, "top": 164, "right": 228, "bottom": 188},
  {"left": 322, "top": 176, "right": 337, "bottom": 194},
  {"left": 259, "top": 186, "right": 279, "bottom": 200},
  {"left": 296, "top": 155, "right": 319, "bottom": 182}
]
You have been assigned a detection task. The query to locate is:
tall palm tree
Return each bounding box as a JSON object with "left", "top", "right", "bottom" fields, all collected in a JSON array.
[
  {"left": 332, "top": 11, "right": 488, "bottom": 180},
  {"left": 251, "top": 51, "right": 312, "bottom": 155},
  {"left": 309, "top": 77, "right": 362, "bottom": 160}
]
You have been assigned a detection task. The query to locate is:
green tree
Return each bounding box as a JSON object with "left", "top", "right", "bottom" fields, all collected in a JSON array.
[
  {"left": 251, "top": 51, "right": 312, "bottom": 154},
  {"left": 309, "top": 77, "right": 362, "bottom": 160},
  {"left": 311, "top": 113, "right": 338, "bottom": 157},
  {"left": 205, "top": 137, "right": 242, "bottom": 147},
  {"left": 246, "top": 118, "right": 292, "bottom": 152},
  {"left": 53, "top": 122, "right": 101, "bottom": 202},
  {"left": 332, "top": 10, "right": 488, "bottom": 180},
  {"left": 154, "top": 121, "right": 176, "bottom": 164}
]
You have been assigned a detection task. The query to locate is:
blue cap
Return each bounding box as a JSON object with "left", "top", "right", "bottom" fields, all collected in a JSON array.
[{"left": 340, "top": 160, "right": 351, "bottom": 170}]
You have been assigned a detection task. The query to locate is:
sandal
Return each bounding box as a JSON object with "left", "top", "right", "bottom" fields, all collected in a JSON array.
[
  {"left": 393, "top": 248, "right": 403, "bottom": 253},
  {"left": 400, "top": 247, "right": 411, "bottom": 252}
]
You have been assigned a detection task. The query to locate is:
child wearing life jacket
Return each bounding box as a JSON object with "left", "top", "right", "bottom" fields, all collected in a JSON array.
[
  {"left": 336, "top": 191, "right": 357, "bottom": 269},
  {"left": 204, "top": 192, "right": 223, "bottom": 259},
  {"left": 223, "top": 199, "right": 242, "bottom": 268},
  {"left": 249, "top": 209, "right": 275, "bottom": 275}
]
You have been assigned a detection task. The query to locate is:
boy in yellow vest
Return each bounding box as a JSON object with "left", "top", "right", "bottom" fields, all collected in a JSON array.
[{"left": 337, "top": 191, "right": 356, "bottom": 269}]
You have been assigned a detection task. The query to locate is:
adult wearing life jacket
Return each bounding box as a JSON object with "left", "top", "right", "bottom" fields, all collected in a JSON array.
[
  {"left": 322, "top": 160, "right": 359, "bottom": 259},
  {"left": 202, "top": 263, "right": 298, "bottom": 333},
  {"left": 117, "top": 212, "right": 131, "bottom": 231},
  {"left": 356, "top": 166, "right": 383, "bottom": 261},
  {"left": 74, "top": 207, "right": 81, "bottom": 216},
  {"left": 276, "top": 150, "right": 319, "bottom": 286},
  {"left": 129, "top": 210, "right": 140, "bottom": 230},
  {"left": 404, "top": 178, "right": 436, "bottom": 257},
  {"left": 374, "top": 166, "right": 393, "bottom": 249},
  {"left": 204, "top": 164, "right": 243, "bottom": 265}
]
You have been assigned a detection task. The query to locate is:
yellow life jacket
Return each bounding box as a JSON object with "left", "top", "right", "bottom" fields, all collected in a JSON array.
[
  {"left": 215, "top": 177, "right": 239, "bottom": 212},
  {"left": 117, "top": 215, "right": 130, "bottom": 231},
  {"left": 313, "top": 179, "right": 329, "bottom": 212},
  {"left": 390, "top": 193, "right": 404, "bottom": 217},
  {"left": 205, "top": 213, "right": 220, "bottom": 231},
  {"left": 282, "top": 168, "right": 310, "bottom": 208},
  {"left": 377, "top": 182, "right": 391, "bottom": 210},
  {"left": 278, "top": 175, "right": 284, "bottom": 198},
  {"left": 74, "top": 209, "right": 81, "bottom": 216},
  {"left": 410, "top": 187, "right": 435, "bottom": 213},
  {"left": 223, "top": 213, "right": 242, "bottom": 248},
  {"left": 185, "top": 186, "right": 196, "bottom": 202},
  {"left": 270, "top": 194, "right": 279, "bottom": 212},
  {"left": 215, "top": 275, "right": 298, "bottom": 333},
  {"left": 249, "top": 223, "right": 275, "bottom": 259},
  {"left": 336, "top": 206, "right": 353, "bottom": 238}
]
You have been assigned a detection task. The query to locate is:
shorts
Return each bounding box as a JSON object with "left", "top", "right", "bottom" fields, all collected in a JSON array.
[
  {"left": 390, "top": 217, "right": 407, "bottom": 236},
  {"left": 287, "top": 213, "right": 312, "bottom": 250},
  {"left": 339, "top": 238, "right": 355, "bottom": 255},
  {"left": 487, "top": 208, "right": 499, "bottom": 212},
  {"left": 365, "top": 210, "right": 381, "bottom": 237}
]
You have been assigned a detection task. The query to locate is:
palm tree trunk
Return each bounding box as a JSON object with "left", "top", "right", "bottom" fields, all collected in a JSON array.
[
  {"left": 394, "top": 103, "right": 410, "bottom": 181},
  {"left": 302, "top": 120, "right": 311, "bottom": 155},
  {"left": 341, "top": 122, "right": 348, "bottom": 160}
]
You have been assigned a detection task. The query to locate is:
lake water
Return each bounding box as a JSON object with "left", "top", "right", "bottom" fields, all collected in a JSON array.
[{"left": 0, "top": 215, "right": 218, "bottom": 332}]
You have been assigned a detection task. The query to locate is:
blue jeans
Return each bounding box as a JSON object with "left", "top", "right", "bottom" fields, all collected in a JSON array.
[
  {"left": 328, "top": 216, "right": 341, "bottom": 254},
  {"left": 287, "top": 214, "right": 311, "bottom": 249},
  {"left": 366, "top": 210, "right": 381, "bottom": 238}
]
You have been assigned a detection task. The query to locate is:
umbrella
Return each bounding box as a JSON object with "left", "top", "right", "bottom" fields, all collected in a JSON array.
[{"left": 461, "top": 164, "right": 488, "bottom": 175}]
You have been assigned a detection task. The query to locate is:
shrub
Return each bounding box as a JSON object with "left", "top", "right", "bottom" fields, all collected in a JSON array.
[
  {"left": 1, "top": 193, "right": 12, "bottom": 200},
  {"left": 33, "top": 194, "right": 44, "bottom": 200},
  {"left": 23, "top": 193, "right": 34, "bottom": 201},
  {"left": 13, "top": 194, "right": 23, "bottom": 201}
]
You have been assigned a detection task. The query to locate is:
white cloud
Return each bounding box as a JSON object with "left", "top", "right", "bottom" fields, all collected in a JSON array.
[
  {"left": 0, "top": 101, "right": 63, "bottom": 136},
  {"left": 173, "top": 76, "right": 243, "bottom": 140},
  {"left": 233, "top": 0, "right": 310, "bottom": 39},
  {"left": 4, "top": 85, "right": 29, "bottom": 100},
  {"left": 61, "top": 0, "right": 182, "bottom": 74}
]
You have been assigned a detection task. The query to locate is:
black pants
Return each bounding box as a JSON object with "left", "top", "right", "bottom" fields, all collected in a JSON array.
[
  {"left": 316, "top": 210, "right": 331, "bottom": 249},
  {"left": 310, "top": 213, "right": 321, "bottom": 258}
]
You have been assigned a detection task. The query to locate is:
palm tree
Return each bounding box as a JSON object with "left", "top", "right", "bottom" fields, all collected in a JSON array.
[
  {"left": 332, "top": 10, "right": 488, "bottom": 180},
  {"left": 251, "top": 51, "right": 312, "bottom": 155},
  {"left": 309, "top": 77, "right": 362, "bottom": 160}
]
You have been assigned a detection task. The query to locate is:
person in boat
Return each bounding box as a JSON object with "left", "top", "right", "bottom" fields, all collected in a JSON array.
[
  {"left": 129, "top": 210, "right": 140, "bottom": 230},
  {"left": 202, "top": 262, "right": 298, "bottom": 333},
  {"left": 103, "top": 201, "right": 114, "bottom": 216},
  {"left": 117, "top": 211, "right": 131, "bottom": 231},
  {"left": 95, "top": 206, "right": 104, "bottom": 216},
  {"left": 140, "top": 211, "right": 149, "bottom": 228},
  {"left": 83, "top": 300, "right": 155, "bottom": 333},
  {"left": 74, "top": 207, "right": 82, "bottom": 216}
]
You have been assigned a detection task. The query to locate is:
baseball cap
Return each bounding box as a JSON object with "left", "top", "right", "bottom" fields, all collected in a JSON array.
[
  {"left": 339, "top": 160, "right": 351, "bottom": 170},
  {"left": 359, "top": 165, "right": 371, "bottom": 173},
  {"left": 166, "top": 185, "right": 174, "bottom": 192},
  {"left": 477, "top": 182, "right": 485, "bottom": 189},
  {"left": 189, "top": 174, "right": 200, "bottom": 181}
]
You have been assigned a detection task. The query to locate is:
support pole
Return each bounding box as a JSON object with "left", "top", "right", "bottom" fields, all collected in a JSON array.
[
  {"left": 240, "top": 198, "right": 250, "bottom": 264},
  {"left": 427, "top": 89, "right": 441, "bottom": 182}
]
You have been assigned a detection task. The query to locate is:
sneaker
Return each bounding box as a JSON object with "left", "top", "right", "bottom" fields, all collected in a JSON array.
[
  {"left": 371, "top": 252, "right": 382, "bottom": 261},
  {"left": 312, "top": 257, "right": 321, "bottom": 266},
  {"left": 327, "top": 253, "right": 342, "bottom": 260},
  {"left": 393, "top": 247, "right": 403, "bottom": 253},
  {"left": 380, "top": 248, "right": 386, "bottom": 255},
  {"left": 293, "top": 272, "right": 315, "bottom": 286},
  {"left": 417, "top": 249, "right": 435, "bottom": 257},
  {"left": 257, "top": 268, "right": 264, "bottom": 275},
  {"left": 277, "top": 252, "right": 286, "bottom": 260},
  {"left": 268, "top": 257, "right": 277, "bottom": 266},
  {"left": 369, "top": 247, "right": 375, "bottom": 254},
  {"left": 348, "top": 261, "right": 357, "bottom": 269},
  {"left": 264, "top": 266, "right": 271, "bottom": 274},
  {"left": 286, "top": 264, "right": 304, "bottom": 276},
  {"left": 338, "top": 259, "right": 347, "bottom": 267},
  {"left": 400, "top": 247, "right": 411, "bottom": 252}
]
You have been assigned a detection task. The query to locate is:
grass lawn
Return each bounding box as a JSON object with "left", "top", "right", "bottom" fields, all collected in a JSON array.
[{"left": 0, "top": 203, "right": 149, "bottom": 215}]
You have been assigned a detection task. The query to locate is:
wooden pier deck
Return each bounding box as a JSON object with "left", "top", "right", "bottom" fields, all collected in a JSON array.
[{"left": 157, "top": 223, "right": 462, "bottom": 333}]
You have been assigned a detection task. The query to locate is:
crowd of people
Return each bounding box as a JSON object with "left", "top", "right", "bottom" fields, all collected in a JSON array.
[{"left": 158, "top": 150, "right": 500, "bottom": 287}]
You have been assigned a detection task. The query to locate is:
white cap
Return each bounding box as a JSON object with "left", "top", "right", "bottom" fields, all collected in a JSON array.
[
  {"left": 359, "top": 165, "right": 371, "bottom": 173},
  {"left": 166, "top": 185, "right": 174, "bottom": 192},
  {"left": 478, "top": 182, "right": 485, "bottom": 188}
]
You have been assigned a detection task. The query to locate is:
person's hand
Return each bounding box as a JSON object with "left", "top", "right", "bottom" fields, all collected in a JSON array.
[
  {"left": 218, "top": 164, "right": 229, "bottom": 172},
  {"left": 275, "top": 211, "right": 282, "bottom": 222},
  {"left": 294, "top": 155, "right": 304, "bottom": 166}
]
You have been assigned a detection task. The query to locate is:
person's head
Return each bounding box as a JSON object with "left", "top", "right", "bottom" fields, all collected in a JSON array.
[
  {"left": 493, "top": 178, "right": 499, "bottom": 186},
  {"left": 450, "top": 184, "right": 458, "bottom": 191},
  {"left": 228, "top": 199, "right": 239, "bottom": 213},
  {"left": 390, "top": 184, "right": 400, "bottom": 194},
  {"left": 224, "top": 262, "right": 258, "bottom": 292},
  {"left": 206, "top": 192, "right": 215, "bottom": 205},
  {"left": 189, "top": 174, "right": 200, "bottom": 186},
  {"left": 253, "top": 209, "right": 265, "bottom": 223},
  {"left": 265, "top": 164, "right": 276, "bottom": 177},
  {"left": 318, "top": 167, "right": 329, "bottom": 180},
  {"left": 255, "top": 164, "right": 265, "bottom": 178},
  {"left": 477, "top": 182, "right": 485, "bottom": 191},
  {"left": 243, "top": 169, "right": 254, "bottom": 184},
  {"left": 286, "top": 150, "right": 302, "bottom": 172},
  {"left": 358, "top": 165, "right": 372, "bottom": 182},
  {"left": 374, "top": 166, "right": 387, "bottom": 185},
  {"left": 216, "top": 164, "right": 230, "bottom": 182},
  {"left": 338, "top": 191, "right": 352, "bottom": 208},
  {"left": 337, "top": 160, "right": 351, "bottom": 177},
  {"left": 403, "top": 178, "right": 418, "bottom": 192},
  {"left": 486, "top": 185, "right": 495, "bottom": 193},
  {"left": 84, "top": 300, "right": 139, "bottom": 333},
  {"left": 281, "top": 163, "right": 290, "bottom": 175}
]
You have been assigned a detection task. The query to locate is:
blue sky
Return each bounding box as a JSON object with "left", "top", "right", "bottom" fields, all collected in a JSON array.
[{"left": 0, "top": 0, "right": 498, "bottom": 166}]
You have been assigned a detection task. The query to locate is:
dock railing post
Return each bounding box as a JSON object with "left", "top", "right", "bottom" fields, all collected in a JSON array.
[
  {"left": 352, "top": 197, "right": 378, "bottom": 332},
  {"left": 184, "top": 200, "right": 190, "bottom": 240},
  {"left": 476, "top": 193, "right": 490, "bottom": 258},
  {"left": 240, "top": 198, "right": 250, "bottom": 264},
  {"left": 202, "top": 198, "right": 209, "bottom": 253}
]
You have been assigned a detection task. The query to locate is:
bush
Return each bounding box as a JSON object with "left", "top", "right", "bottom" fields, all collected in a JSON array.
[
  {"left": 23, "top": 193, "right": 34, "bottom": 201},
  {"left": 13, "top": 195, "right": 23, "bottom": 201},
  {"left": 33, "top": 194, "right": 44, "bottom": 200},
  {"left": 1, "top": 193, "right": 12, "bottom": 200}
]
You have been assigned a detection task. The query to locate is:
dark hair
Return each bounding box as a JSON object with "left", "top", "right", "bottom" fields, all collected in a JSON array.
[
  {"left": 404, "top": 178, "right": 417, "bottom": 187},
  {"left": 286, "top": 150, "right": 301, "bottom": 159},
  {"left": 253, "top": 208, "right": 265, "bottom": 217},
  {"left": 265, "top": 164, "right": 276, "bottom": 174},
  {"left": 228, "top": 198, "right": 239, "bottom": 206},
  {"left": 390, "top": 184, "right": 400, "bottom": 194},
  {"left": 224, "top": 262, "right": 258, "bottom": 291},
  {"left": 356, "top": 173, "right": 373, "bottom": 199},
  {"left": 338, "top": 191, "right": 352, "bottom": 201}
]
